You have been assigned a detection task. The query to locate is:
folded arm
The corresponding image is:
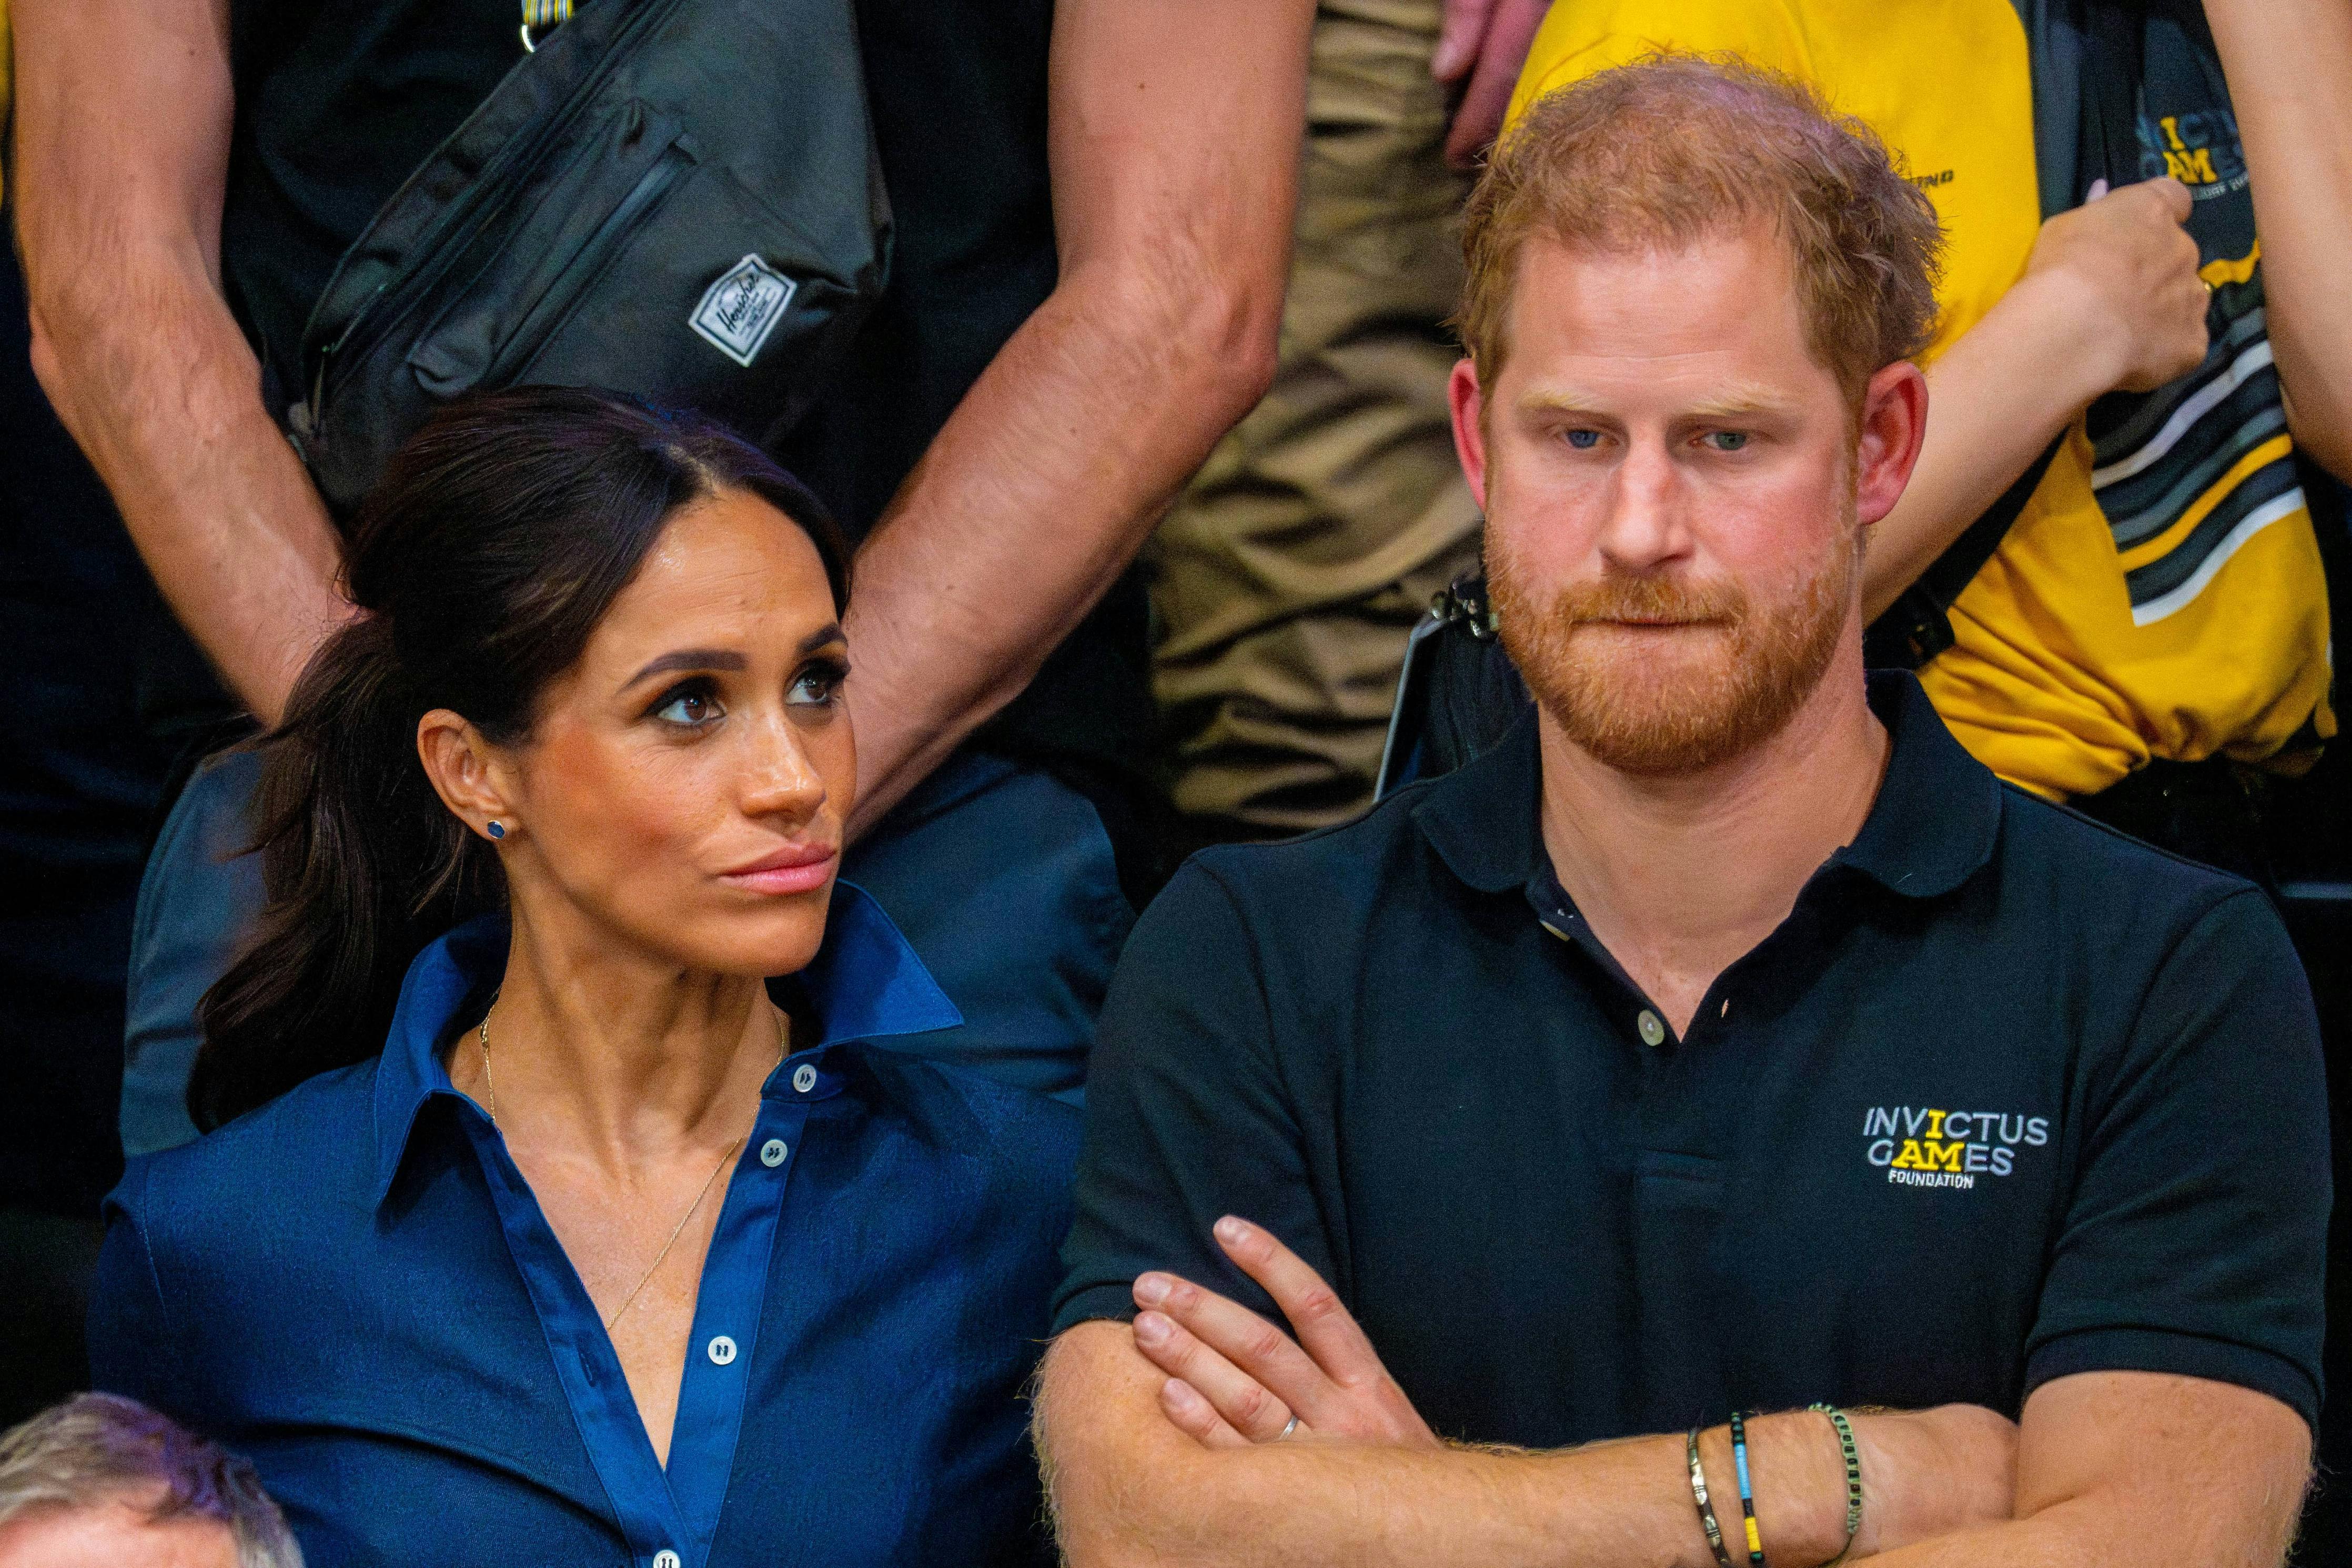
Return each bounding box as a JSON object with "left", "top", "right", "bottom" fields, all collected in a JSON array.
[
  {"left": 1046, "top": 1330, "right": 2307, "bottom": 1568},
  {"left": 1039, "top": 1320, "right": 1865, "bottom": 1568},
  {"left": 14, "top": 0, "right": 354, "bottom": 724},
  {"left": 1035, "top": 1221, "right": 2014, "bottom": 1568},
  {"left": 1867, "top": 1370, "right": 2308, "bottom": 1568},
  {"left": 837, "top": 0, "right": 1307, "bottom": 833}
]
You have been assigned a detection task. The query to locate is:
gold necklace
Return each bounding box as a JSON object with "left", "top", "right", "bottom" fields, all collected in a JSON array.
[{"left": 478, "top": 999, "right": 787, "bottom": 1331}]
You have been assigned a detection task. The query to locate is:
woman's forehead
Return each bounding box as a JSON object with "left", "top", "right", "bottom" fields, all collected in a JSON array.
[{"left": 595, "top": 493, "right": 835, "bottom": 648}]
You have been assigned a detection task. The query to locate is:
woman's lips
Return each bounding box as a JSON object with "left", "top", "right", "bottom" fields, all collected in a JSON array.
[{"left": 720, "top": 845, "right": 838, "bottom": 897}]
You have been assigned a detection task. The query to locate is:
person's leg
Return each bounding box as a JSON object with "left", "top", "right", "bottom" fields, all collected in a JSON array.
[
  {"left": 119, "top": 748, "right": 267, "bottom": 1156},
  {"left": 841, "top": 751, "right": 1133, "bottom": 1103},
  {"left": 0, "top": 221, "right": 232, "bottom": 1410},
  {"left": 1151, "top": 0, "right": 1482, "bottom": 842}
]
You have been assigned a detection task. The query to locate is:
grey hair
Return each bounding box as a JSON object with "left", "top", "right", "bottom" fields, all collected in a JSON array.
[{"left": 0, "top": 1394, "right": 302, "bottom": 1567}]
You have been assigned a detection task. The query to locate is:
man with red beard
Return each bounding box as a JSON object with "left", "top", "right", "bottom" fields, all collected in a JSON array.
[{"left": 1034, "top": 56, "right": 2326, "bottom": 1568}]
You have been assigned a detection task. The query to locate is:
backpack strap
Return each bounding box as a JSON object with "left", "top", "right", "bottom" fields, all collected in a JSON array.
[
  {"left": 2012, "top": 0, "right": 2084, "bottom": 218},
  {"left": 1863, "top": 432, "right": 2063, "bottom": 670},
  {"left": 1866, "top": 0, "right": 2117, "bottom": 670}
]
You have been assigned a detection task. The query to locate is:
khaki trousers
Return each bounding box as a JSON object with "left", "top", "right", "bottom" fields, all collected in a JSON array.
[{"left": 1149, "top": 0, "right": 1482, "bottom": 838}]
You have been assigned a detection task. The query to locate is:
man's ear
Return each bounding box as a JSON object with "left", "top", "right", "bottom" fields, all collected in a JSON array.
[
  {"left": 417, "top": 710, "right": 517, "bottom": 844},
  {"left": 1449, "top": 357, "right": 1491, "bottom": 513},
  {"left": 1854, "top": 360, "right": 1929, "bottom": 528}
]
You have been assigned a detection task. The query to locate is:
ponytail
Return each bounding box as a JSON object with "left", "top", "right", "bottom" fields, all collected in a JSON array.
[
  {"left": 187, "top": 388, "right": 849, "bottom": 1130},
  {"left": 189, "top": 615, "right": 499, "bottom": 1131}
]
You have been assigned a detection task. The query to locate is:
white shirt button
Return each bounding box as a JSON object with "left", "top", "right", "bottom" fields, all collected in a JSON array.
[
  {"left": 1636, "top": 1009, "right": 1667, "bottom": 1047},
  {"left": 707, "top": 1334, "right": 738, "bottom": 1366},
  {"left": 654, "top": 1552, "right": 681, "bottom": 1568},
  {"left": 791, "top": 1063, "right": 817, "bottom": 1094},
  {"left": 760, "top": 1138, "right": 789, "bottom": 1167}
]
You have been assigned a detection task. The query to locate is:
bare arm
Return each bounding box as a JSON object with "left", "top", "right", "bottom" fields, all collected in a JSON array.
[
  {"left": 1050, "top": 1334, "right": 2309, "bottom": 1568},
  {"left": 2204, "top": 0, "right": 2352, "bottom": 479},
  {"left": 1035, "top": 1222, "right": 2015, "bottom": 1568},
  {"left": 837, "top": 0, "right": 1307, "bottom": 834},
  {"left": 14, "top": 0, "right": 354, "bottom": 724},
  {"left": 1042, "top": 1321, "right": 1865, "bottom": 1568},
  {"left": 1861, "top": 179, "right": 2208, "bottom": 621},
  {"left": 1859, "top": 1371, "right": 2309, "bottom": 1568}
]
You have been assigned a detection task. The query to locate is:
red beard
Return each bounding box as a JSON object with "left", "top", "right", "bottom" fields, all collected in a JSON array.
[{"left": 1489, "top": 524, "right": 1856, "bottom": 776}]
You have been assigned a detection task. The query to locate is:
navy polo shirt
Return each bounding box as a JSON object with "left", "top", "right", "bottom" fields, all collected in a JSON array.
[
  {"left": 1055, "top": 674, "right": 2329, "bottom": 1441},
  {"left": 92, "top": 886, "right": 1077, "bottom": 1568}
]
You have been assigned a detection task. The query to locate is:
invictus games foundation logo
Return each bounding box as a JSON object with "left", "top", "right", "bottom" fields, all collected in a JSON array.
[
  {"left": 691, "top": 254, "right": 797, "bottom": 368},
  {"left": 1862, "top": 1106, "right": 2048, "bottom": 1191}
]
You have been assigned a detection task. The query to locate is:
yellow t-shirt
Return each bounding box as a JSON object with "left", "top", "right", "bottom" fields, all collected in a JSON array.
[{"left": 1510, "top": 0, "right": 2334, "bottom": 798}]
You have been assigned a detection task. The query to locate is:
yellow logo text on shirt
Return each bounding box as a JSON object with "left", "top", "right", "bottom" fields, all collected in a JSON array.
[{"left": 1862, "top": 1106, "right": 2049, "bottom": 1191}]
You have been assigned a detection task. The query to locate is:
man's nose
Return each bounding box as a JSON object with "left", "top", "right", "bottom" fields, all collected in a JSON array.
[{"left": 1594, "top": 441, "right": 1693, "bottom": 572}]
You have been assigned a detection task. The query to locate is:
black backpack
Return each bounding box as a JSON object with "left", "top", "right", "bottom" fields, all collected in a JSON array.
[{"left": 285, "top": 0, "right": 891, "bottom": 517}]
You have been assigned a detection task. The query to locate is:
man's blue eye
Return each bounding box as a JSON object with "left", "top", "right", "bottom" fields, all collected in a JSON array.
[
  {"left": 1707, "top": 430, "right": 1750, "bottom": 451},
  {"left": 1564, "top": 429, "right": 1602, "bottom": 450}
]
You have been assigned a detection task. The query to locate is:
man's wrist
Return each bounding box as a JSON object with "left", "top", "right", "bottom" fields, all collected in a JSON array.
[
  {"left": 1692, "top": 1412, "right": 1846, "bottom": 1568},
  {"left": 2002, "top": 264, "right": 2132, "bottom": 406}
]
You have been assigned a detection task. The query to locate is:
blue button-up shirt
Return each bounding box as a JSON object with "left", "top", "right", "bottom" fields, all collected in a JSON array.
[{"left": 92, "top": 886, "right": 1079, "bottom": 1567}]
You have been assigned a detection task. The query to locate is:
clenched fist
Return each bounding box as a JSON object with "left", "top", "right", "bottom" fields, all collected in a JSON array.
[{"left": 2022, "top": 176, "right": 2213, "bottom": 395}]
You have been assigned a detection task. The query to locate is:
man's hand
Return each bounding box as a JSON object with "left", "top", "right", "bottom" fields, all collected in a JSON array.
[
  {"left": 2022, "top": 177, "right": 2210, "bottom": 394},
  {"left": 1129, "top": 1216, "right": 1439, "bottom": 1449},
  {"left": 1432, "top": 0, "right": 1553, "bottom": 167}
]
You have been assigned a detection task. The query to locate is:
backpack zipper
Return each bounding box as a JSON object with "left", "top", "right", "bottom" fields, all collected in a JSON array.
[
  {"left": 481, "top": 137, "right": 694, "bottom": 384},
  {"left": 304, "top": 0, "right": 689, "bottom": 433}
]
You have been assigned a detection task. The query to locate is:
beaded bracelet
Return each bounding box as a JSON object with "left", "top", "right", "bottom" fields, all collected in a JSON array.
[
  {"left": 1728, "top": 1410, "right": 1766, "bottom": 1566},
  {"left": 1807, "top": 1403, "right": 1863, "bottom": 1566},
  {"left": 1685, "top": 1428, "right": 1737, "bottom": 1568}
]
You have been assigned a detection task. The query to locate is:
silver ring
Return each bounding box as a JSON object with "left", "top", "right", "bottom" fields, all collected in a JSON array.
[{"left": 1277, "top": 1414, "right": 1299, "bottom": 1442}]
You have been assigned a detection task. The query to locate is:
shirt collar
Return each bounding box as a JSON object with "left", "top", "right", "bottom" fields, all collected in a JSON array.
[
  {"left": 1413, "top": 669, "right": 2002, "bottom": 904},
  {"left": 1824, "top": 671, "right": 2003, "bottom": 899},
  {"left": 1410, "top": 707, "right": 1546, "bottom": 895},
  {"left": 369, "top": 881, "right": 962, "bottom": 1207}
]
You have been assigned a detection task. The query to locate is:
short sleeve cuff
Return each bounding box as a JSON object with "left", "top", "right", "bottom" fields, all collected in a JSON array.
[
  {"left": 1050, "top": 1282, "right": 1141, "bottom": 1338},
  {"left": 2026, "top": 1326, "right": 2319, "bottom": 1432}
]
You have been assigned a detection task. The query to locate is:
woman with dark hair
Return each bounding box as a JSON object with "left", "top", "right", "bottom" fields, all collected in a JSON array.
[{"left": 87, "top": 388, "right": 1077, "bottom": 1567}]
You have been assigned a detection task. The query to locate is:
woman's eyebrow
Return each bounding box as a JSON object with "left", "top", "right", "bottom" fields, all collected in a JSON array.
[
  {"left": 620, "top": 625, "right": 843, "bottom": 692},
  {"left": 621, "top": 648, "right": 748, "bottom": 691}
]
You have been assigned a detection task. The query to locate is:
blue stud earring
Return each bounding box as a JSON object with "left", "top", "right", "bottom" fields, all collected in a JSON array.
[{"left": 486, "top": 821, "right": 506, "bottom": 841}]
